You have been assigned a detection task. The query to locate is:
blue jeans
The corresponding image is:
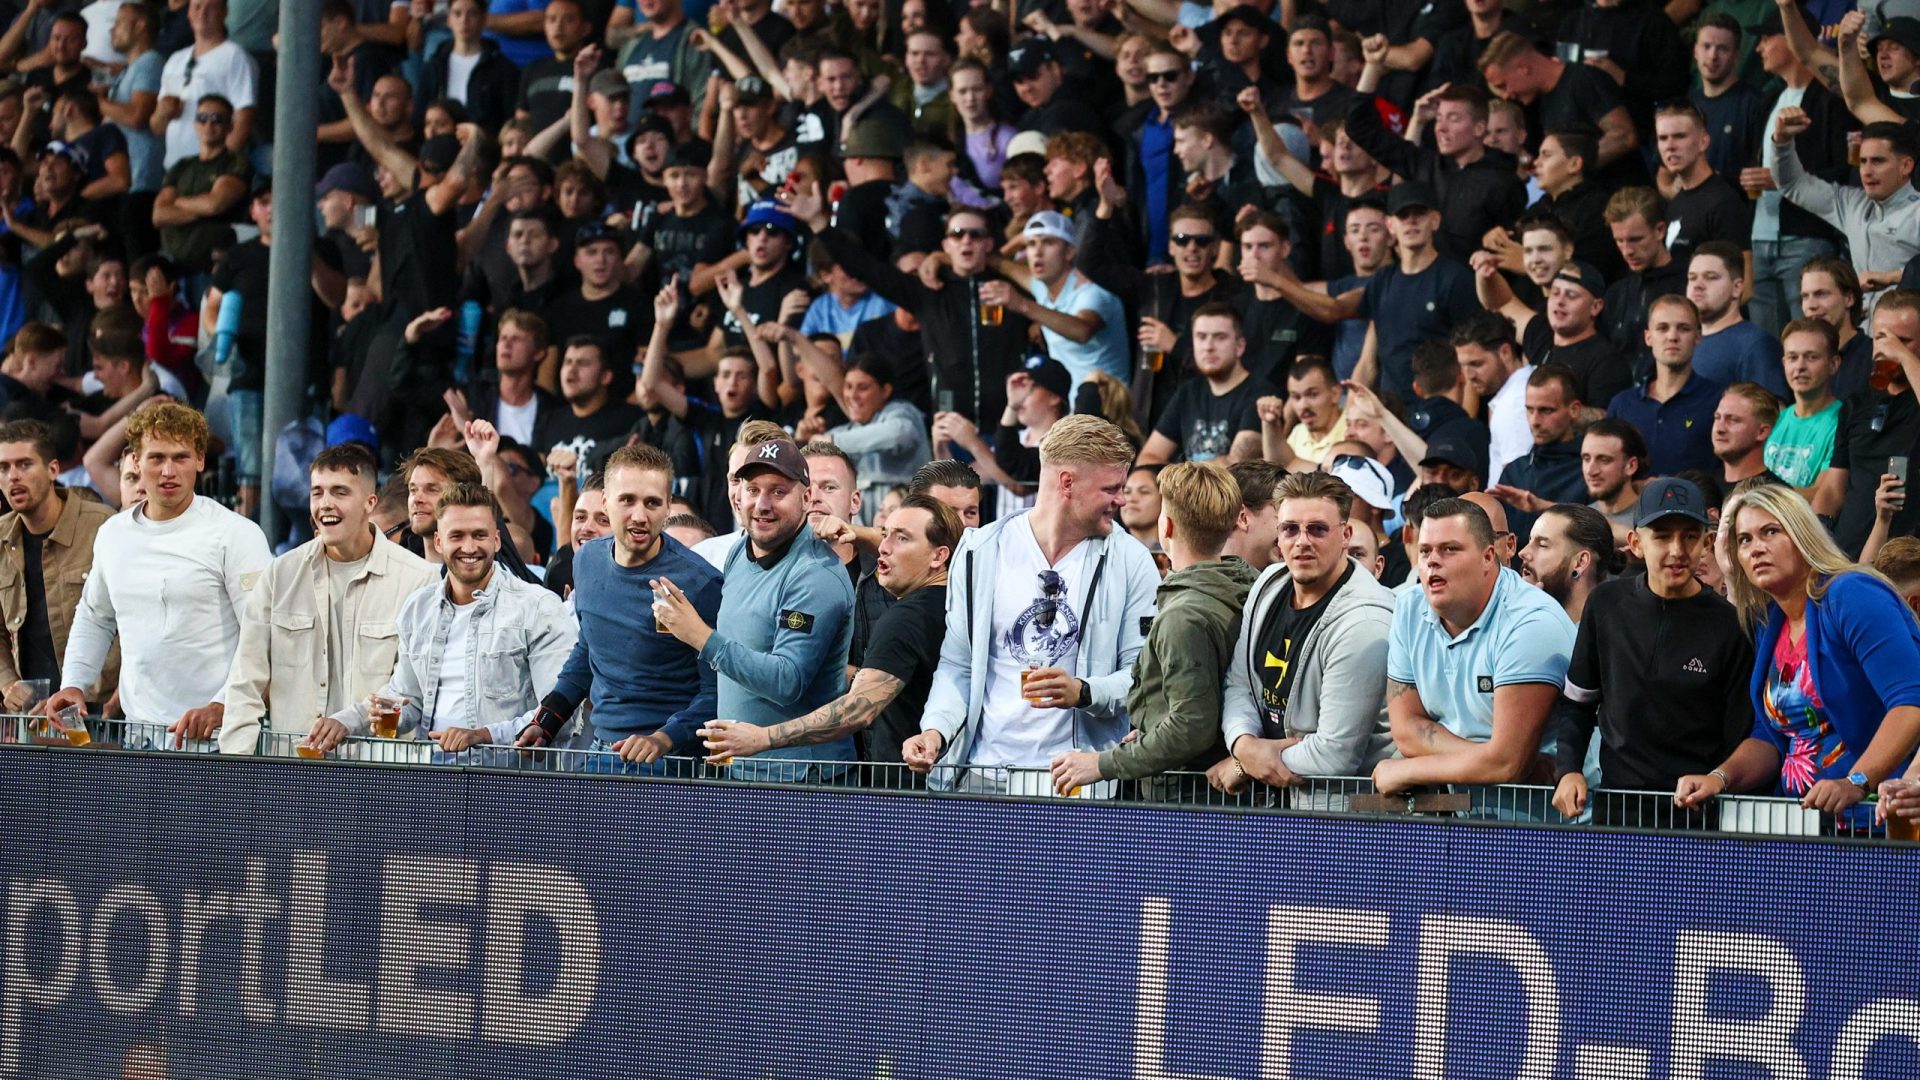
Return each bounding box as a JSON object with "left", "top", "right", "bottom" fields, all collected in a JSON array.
[
  {"left": 1751, "top": 237, "right": 1836, "bottom": 339},
  {"left": 229, "top": 388, "right": 262, "bottom": 485}
]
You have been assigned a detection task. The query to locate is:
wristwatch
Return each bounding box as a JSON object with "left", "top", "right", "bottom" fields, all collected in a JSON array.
[
  {"left": 1848, "top": 769, "right": 1872, "bottom": 793},
  {"left": 1074, "top": 679, "right": 1092, "bottom": 709}
]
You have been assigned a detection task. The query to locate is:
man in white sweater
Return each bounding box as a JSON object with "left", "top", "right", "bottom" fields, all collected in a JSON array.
[{"left": 47, "top": 403, "right": 270, "bottom": 746}]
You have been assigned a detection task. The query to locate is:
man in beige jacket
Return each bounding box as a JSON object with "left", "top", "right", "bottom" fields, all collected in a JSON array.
[
  {"left": 221, "top": 442, "right": 436, "bottom": 754},
  {"left": 0, "top": 420, "right": 114, "bottom": 711}
]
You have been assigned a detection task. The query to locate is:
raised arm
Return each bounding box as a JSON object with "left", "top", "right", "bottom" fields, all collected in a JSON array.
[
  {"left": 1237, "top": 88, "right": 1314, "bottom": 193},
  {"left": 330, "top": 55, "right": 419, "bottom": 193},
  {"left": 638, "top": 283, "right": 691, "bottom": 418}
]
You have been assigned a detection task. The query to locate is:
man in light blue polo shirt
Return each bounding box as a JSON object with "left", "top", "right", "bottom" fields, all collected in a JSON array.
[
  {"left": 979, "top": 210, "right": 1129, "bottom": 385},
  {"left": 1373, "top": 497, "right": 1575, "bottom": 807}
]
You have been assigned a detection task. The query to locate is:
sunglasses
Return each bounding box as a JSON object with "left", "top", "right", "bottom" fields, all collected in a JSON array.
[
  {"left": 1171, "top": 231, "right": 1217, "bottom": 247},
  {"left": 1279, "top": 522, "right": 1334, "bottom": 539},
  {"left": 195, "top": 112, "right": 231, "bottom": 125},
  {"left": 744, "top": 222, "right": 787, "bottom": 237},
  {"left": 1146, "top": 69, "right": 1185, "bottom": 84},
  {"left": 947, "top": 226, "right": 991, "bottom": 240}
]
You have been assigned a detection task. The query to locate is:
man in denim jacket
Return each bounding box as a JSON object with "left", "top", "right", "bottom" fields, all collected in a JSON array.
[{"left": 312, "top": 483, "right": 576, "bottom": 756}]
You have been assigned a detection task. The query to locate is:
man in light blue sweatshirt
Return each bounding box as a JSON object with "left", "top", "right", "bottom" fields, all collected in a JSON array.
[
  {"left": 653, "top": 438, "right": 857, "bottom": 781},
  {"left": 518, "top": 443, "right": 723, "bottom": 771}
]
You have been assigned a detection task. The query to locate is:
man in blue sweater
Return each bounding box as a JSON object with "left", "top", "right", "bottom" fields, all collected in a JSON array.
[
  {"left": 518, "top": 443, "right": 723, "bottom": 769},
  {"left": 653, "top": 438, "right": 857, "bottom": 781}
]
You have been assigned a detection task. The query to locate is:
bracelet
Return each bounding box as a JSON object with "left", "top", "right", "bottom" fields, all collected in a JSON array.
[{"left": 1709, "top": 768, "right": 1731, "bottom": 790}]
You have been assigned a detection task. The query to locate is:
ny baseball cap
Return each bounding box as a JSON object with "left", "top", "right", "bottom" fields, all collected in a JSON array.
[
  {"left": 1634, "top": 477, "right": 1712, "bottom": 528},
  {"left": 734, "top": 438, "right": 811, "bottom": 483},
  {"left": 1021, "top": 355, "right": 1073, "bottom": 401},
  {"left": 1007, "top": 38, "right": 1055, "bottom": 78}
]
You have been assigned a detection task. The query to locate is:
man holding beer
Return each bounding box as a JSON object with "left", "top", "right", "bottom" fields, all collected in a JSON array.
[
  {"left": 311, "top": 484, "right": 576, "bottom": 757},
  {"left": 222, "top": 443, "right": 436, "bottom": 755},
  {"left": 516, "top": 444, "right": 724, "bottom": 769}
]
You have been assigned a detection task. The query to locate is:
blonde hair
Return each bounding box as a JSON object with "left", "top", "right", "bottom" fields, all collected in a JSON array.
[
  {"left": 733, "top": 419, "right": 788, "bottom": 454},
  {"left": 1038, "top": 414, "right": 1135, "bottom": 469},
  {"left": 1875, "top": 536, "right": 1920, "bottom": 590},
  {"left": 127, "top": 401, "right": 210, "bottom": 457},
  {"left": 1724, "top": 483, "right": 1891, "bottom": 630},
  {"left": 1157, "top": 461, "right": 1241, "bottom": 554},
  {"left": 1083, "top": 370, "right": 1144, "bottom": 446},
  {"left": 1477, "top": 30, "right": 1537, "bottom": 73}
]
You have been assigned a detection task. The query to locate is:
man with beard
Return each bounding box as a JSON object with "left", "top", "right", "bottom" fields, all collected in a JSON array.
[
  {"left": 1599, "top": 187, "right": 1688, "bottom": 377},
  {"left": 0, "top": 420, "right": 113, "bottom": 713},
  {"left": 1605, "top": 294, "right": 1721, "bottom": 477},
  {"left": 1137, "top": 303, "right": 1265, "bottom": 465},
  {"left": 222, "top": 443, "right": 436, "bottom": 755},
  {"left": 533, "top": 336, "right": 644, "bottom": 476},
  {"left": 701, "top": 494, "right": 961, "bottom": 778},
  {"left": 1517, "top": 503, "right": 1613, "bottom": 623},
  {"left": 1711, "top": 383, "right": 1784, "bottom": 488},
  {"left": 399, "top": 447, "right": 483, "bottom": 566},
  {"left": 904, "top": 416, "right": 1160, "bottom": 794},
  {"left": 1214, "top": 470, "right": 1396, "bottom": 793},
  {"left": 651, "top": 438, "right": 857, "bottom": 782},
  {"left": 316, "top": 484, "right": 575, "bottom": 758},
  {"left": 48, "top": 404, "right": 270, "bottom": 747},
  {"left": 1688, "top": 242, "right": 1788, "bottom": 399},
  {"left": 516, "top": 444, "right": 723, "bottom": 768},
  {"left": 1549, "top": 478, "right": 1751, "bottom": 826},
  {"left": 1579, "top": 417, "right": 1645, "bottom": 539},
  {"left": 1488, "top": 365, "right": 1590, "bottom": 542}
]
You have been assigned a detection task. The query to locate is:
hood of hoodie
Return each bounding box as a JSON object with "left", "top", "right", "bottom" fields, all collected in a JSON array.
[{"left": 1157, "top": 556, "right": 1259, "bottom": 618}]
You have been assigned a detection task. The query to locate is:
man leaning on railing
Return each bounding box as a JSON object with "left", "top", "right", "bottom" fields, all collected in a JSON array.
[
  {"left": 220, "top": 443, "right": 437, "bottom": 755},
  {"left": 1372, "top": 497, "right": 1576, "bottom": 818},
  {"left": 1214, "top": 470, "right": 1396, "bottom": 795},
  {"left": 48, "top": 404, "right": 270, "bottom": 748},
  {"left": 307, "top": 483, "right": 576, "bottom": 757}
]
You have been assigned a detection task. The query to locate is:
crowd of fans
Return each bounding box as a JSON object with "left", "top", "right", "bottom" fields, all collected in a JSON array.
[{"left": 1, "top": 0, "right": 1919, "bottom": 826}]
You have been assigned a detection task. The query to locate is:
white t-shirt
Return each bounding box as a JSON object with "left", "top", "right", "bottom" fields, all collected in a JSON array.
[
  {"left": 158, "top": 40, "right": 258, "bottom": 167},
  {"left": 969, "top": 515, "right": 1092, "bottom": 769},
  {"left": 80, "top": 364, "right": 189, "bottom": 401},
  {"left": 429, "top": 602, "right": 476, "bottom": 733},
  {"left": 693, "top": 529, "right": 744, "bottom": 570},
  {"left": 494, "top": 394, "right": 538, "bottom": 446},
  {"left": 446, "top": 49, "right": 482, "bottom": 105},
  {"left": 1487, "top": 364, "right": 1534, "bottom": 488}
]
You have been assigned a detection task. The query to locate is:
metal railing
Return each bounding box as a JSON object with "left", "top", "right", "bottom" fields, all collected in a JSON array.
[{"left": 3, "top": 714, "right": 1906, "bottom": 839}]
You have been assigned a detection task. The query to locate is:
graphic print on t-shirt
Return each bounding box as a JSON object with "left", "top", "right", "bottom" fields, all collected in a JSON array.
[
  {"left": 1187, "top": 418, "right": 1232, "bottom": 461},
  {"left": 1003, "top": 569, "right": 1081, "bottom": 665}
]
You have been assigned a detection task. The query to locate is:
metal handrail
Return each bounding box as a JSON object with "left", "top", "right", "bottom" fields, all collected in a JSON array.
[{"left": 0, "top": 714, "right": 1902, "bottom": 839}]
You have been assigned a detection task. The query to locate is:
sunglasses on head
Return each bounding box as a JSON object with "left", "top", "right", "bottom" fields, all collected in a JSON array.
[
  {"left": 1171, "top": 231, "right": 1216, "bottom": 247},
  {"left": 1146, "top": 68, "right": 1185, "bottom": 84},
  {"left": 948, "top": 226, "right": 991, "bottom": 240}
]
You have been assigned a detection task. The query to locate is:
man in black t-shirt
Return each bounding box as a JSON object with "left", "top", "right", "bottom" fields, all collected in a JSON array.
[
  {"left": 533, "top": 337, "right": 644, "bottom": 476},
  {"left": 1479, "top": 259, "right": 1632, "bottom": 413},
  {"left": 543, "top": 221, "right": 649, "bottom": 371},
  {"left": 699, "top": 495, "right": 960, "bottom": 779},
  {"left": 1479, "top": 31, "right": 1643, "bottom": 188},
  {"left": 1655, "top": 102, "right": 1753, "bottom": 266},
  {"left": 1138, "top": 302, "right": 1267, "bottom": 464},
  {"left": 633, "top": 142, "right": 735, "bottom": 347}
]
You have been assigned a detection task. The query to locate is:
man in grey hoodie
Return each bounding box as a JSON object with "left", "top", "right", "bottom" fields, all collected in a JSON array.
[{"left": 1214, "top": 470, "right": 1397, "bottom": 795}]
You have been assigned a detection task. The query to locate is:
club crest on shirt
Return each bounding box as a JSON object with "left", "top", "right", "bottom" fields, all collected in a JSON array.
[
  {"left": 778, "top": 609, "right": 815, "bottom": 633},
  {"left": 1476, "top": 675, "right": 1493, "bottom": 693},
  {"left": 1006, "top": 570, "right": 1079, "bottom": 665}
]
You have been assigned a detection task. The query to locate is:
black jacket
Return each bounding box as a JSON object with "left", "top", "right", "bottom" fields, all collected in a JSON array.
[
  {"left": 415, "top": 38, "right": 522, "bottom": 136},
  {"left": 1497, "top": 436, "right": 1587, "bottom": 542},
  {"left": 1343, "top": 95, "right": 1525, "bottom": 262},
  {"left": 821, "top": 226, "right": 1028, "bottom": 426}
]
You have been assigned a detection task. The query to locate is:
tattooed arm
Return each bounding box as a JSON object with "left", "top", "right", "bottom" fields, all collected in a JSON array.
[
  {"left": 1385, "top": 678, "right": 1473, "bottom": 759},
  {"left": 702, "top": 669, "right": 908, "bottom": 758}
]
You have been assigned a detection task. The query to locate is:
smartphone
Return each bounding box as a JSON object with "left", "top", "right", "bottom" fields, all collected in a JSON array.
[
  {"left": 355, "top": 205, "right": 377, "bottom": 230},
  {"left": 1892, "top": 455, "right": 1909, "bottom": 487},
  {"left": 937, "top": 390, "right": 955, "bottom": 414}
]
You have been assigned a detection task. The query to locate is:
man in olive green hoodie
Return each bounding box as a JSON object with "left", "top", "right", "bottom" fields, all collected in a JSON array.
[{"left": 1050, "top": 460, "right": 1255, "bottom": 800}]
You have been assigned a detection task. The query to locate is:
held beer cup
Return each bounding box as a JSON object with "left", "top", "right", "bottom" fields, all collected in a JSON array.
[
  {"left": 1021, "top": 662, "right": 1043, "bottom": 705},
  {"left": 50, "top": 704, "right": 88, "bottom": 746},
  {"left": 369, "top": 693, "right": 403, "bottom": 739},
  {"left": 1882, "top": 779, "right": 1920, "bottom": 841},
  {"left": 980, "top": 299, "right": 1004, "bottom": 326}
]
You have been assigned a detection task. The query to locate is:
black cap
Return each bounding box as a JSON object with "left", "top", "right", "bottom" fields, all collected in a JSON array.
[
  {"left": 734, "top": 438, "right": 811, "bottom": 483},
  {"left": 1007, "top": 38, "right": 1055, "bottom": 78},
  {"left": 664, "top": 140, "right": 713, "bottom": 170},
  {"left": 1551, "top": 260, "right": 1607, "bottom": 298},
  {"left": 1755, "top": 4, "right": 1809, "bottom": 38},
  {"left": 736, "top": 75, "right": 773, "bottom": 105},
  {"left": 1215, "top": 3, "right": 1272, "bottom": 34},
  {"left": 1634, "top": 477, "right": 1712, "bottom": 528},
  {"left": 574, "top": 220, "right": 620, "bottom": 248},
  {"left": 1386, "top": 180, "right": 1440, "bottom": 216},
  {"left": 645, "top": 80, "right": 692, "bottom": 109},
  {"left": 419, "top": 134, "right": 461, "bottom": 173},
  {"left": 1020, "top": 355, "right": 1073, "bottom": 402},
  {"left": 1871, "top": 16, "right": 1920, "bottom": 57},
  {"left": 838, "top": 117, "right": 904, "bottom": 160},
  {"left": 1420, "top": 432, "right": 1486, "bottom": 485},
  {"left": 630, "top": 113, "right": 674, "bottom": 142}
]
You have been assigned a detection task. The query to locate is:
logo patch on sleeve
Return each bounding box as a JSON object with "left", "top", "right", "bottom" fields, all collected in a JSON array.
[
  {"left": 1140, "top": 616, "right": 1154, "bottom": 636},
  {"left": 778, "top": 609, "right": 815, "bottom": 633},
  {"left": 1476, "top": 675, "right": 1494, "bottom": 693}
]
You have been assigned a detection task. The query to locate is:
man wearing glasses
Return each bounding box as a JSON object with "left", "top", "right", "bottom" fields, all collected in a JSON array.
[
  {"left": 1215, "top": 471, "right": 1396, "bottom": 792},
  {"left": 151, "top": 94, "right": 249, "bottom": 287},
  {"left": 151, "top": 0, "right": 257, "bottom": 169}
]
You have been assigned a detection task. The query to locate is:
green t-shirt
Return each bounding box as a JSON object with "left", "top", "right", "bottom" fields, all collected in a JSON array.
[{"left": 1765, "top": 399, "right": 1842, "bottom": 487}]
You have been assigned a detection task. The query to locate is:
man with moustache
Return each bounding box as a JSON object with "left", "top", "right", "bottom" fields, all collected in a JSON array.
[
  {"left": 222, "top": 443, "right": 436, "bottom": 755},
  {"left": 515, "top": 444, "right": 723, "bottom": 769},
  {"left": 317, "top": 484, "right": 575, "bottom": 758},
  {"left": 651, "top": 438, "right": 857, "bottom": 781},
  {"left": 0, "top": 420, "right": 113, "bottom": 713},
  {"left": 1549, "top": 478, "right": 1752, "bottom": 826},
  {"left": 904, "top": 416, "right": 1160, "bottom": 794},
  {"left": 702, "top": 495, "right": 962, "bottom": 777}
]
